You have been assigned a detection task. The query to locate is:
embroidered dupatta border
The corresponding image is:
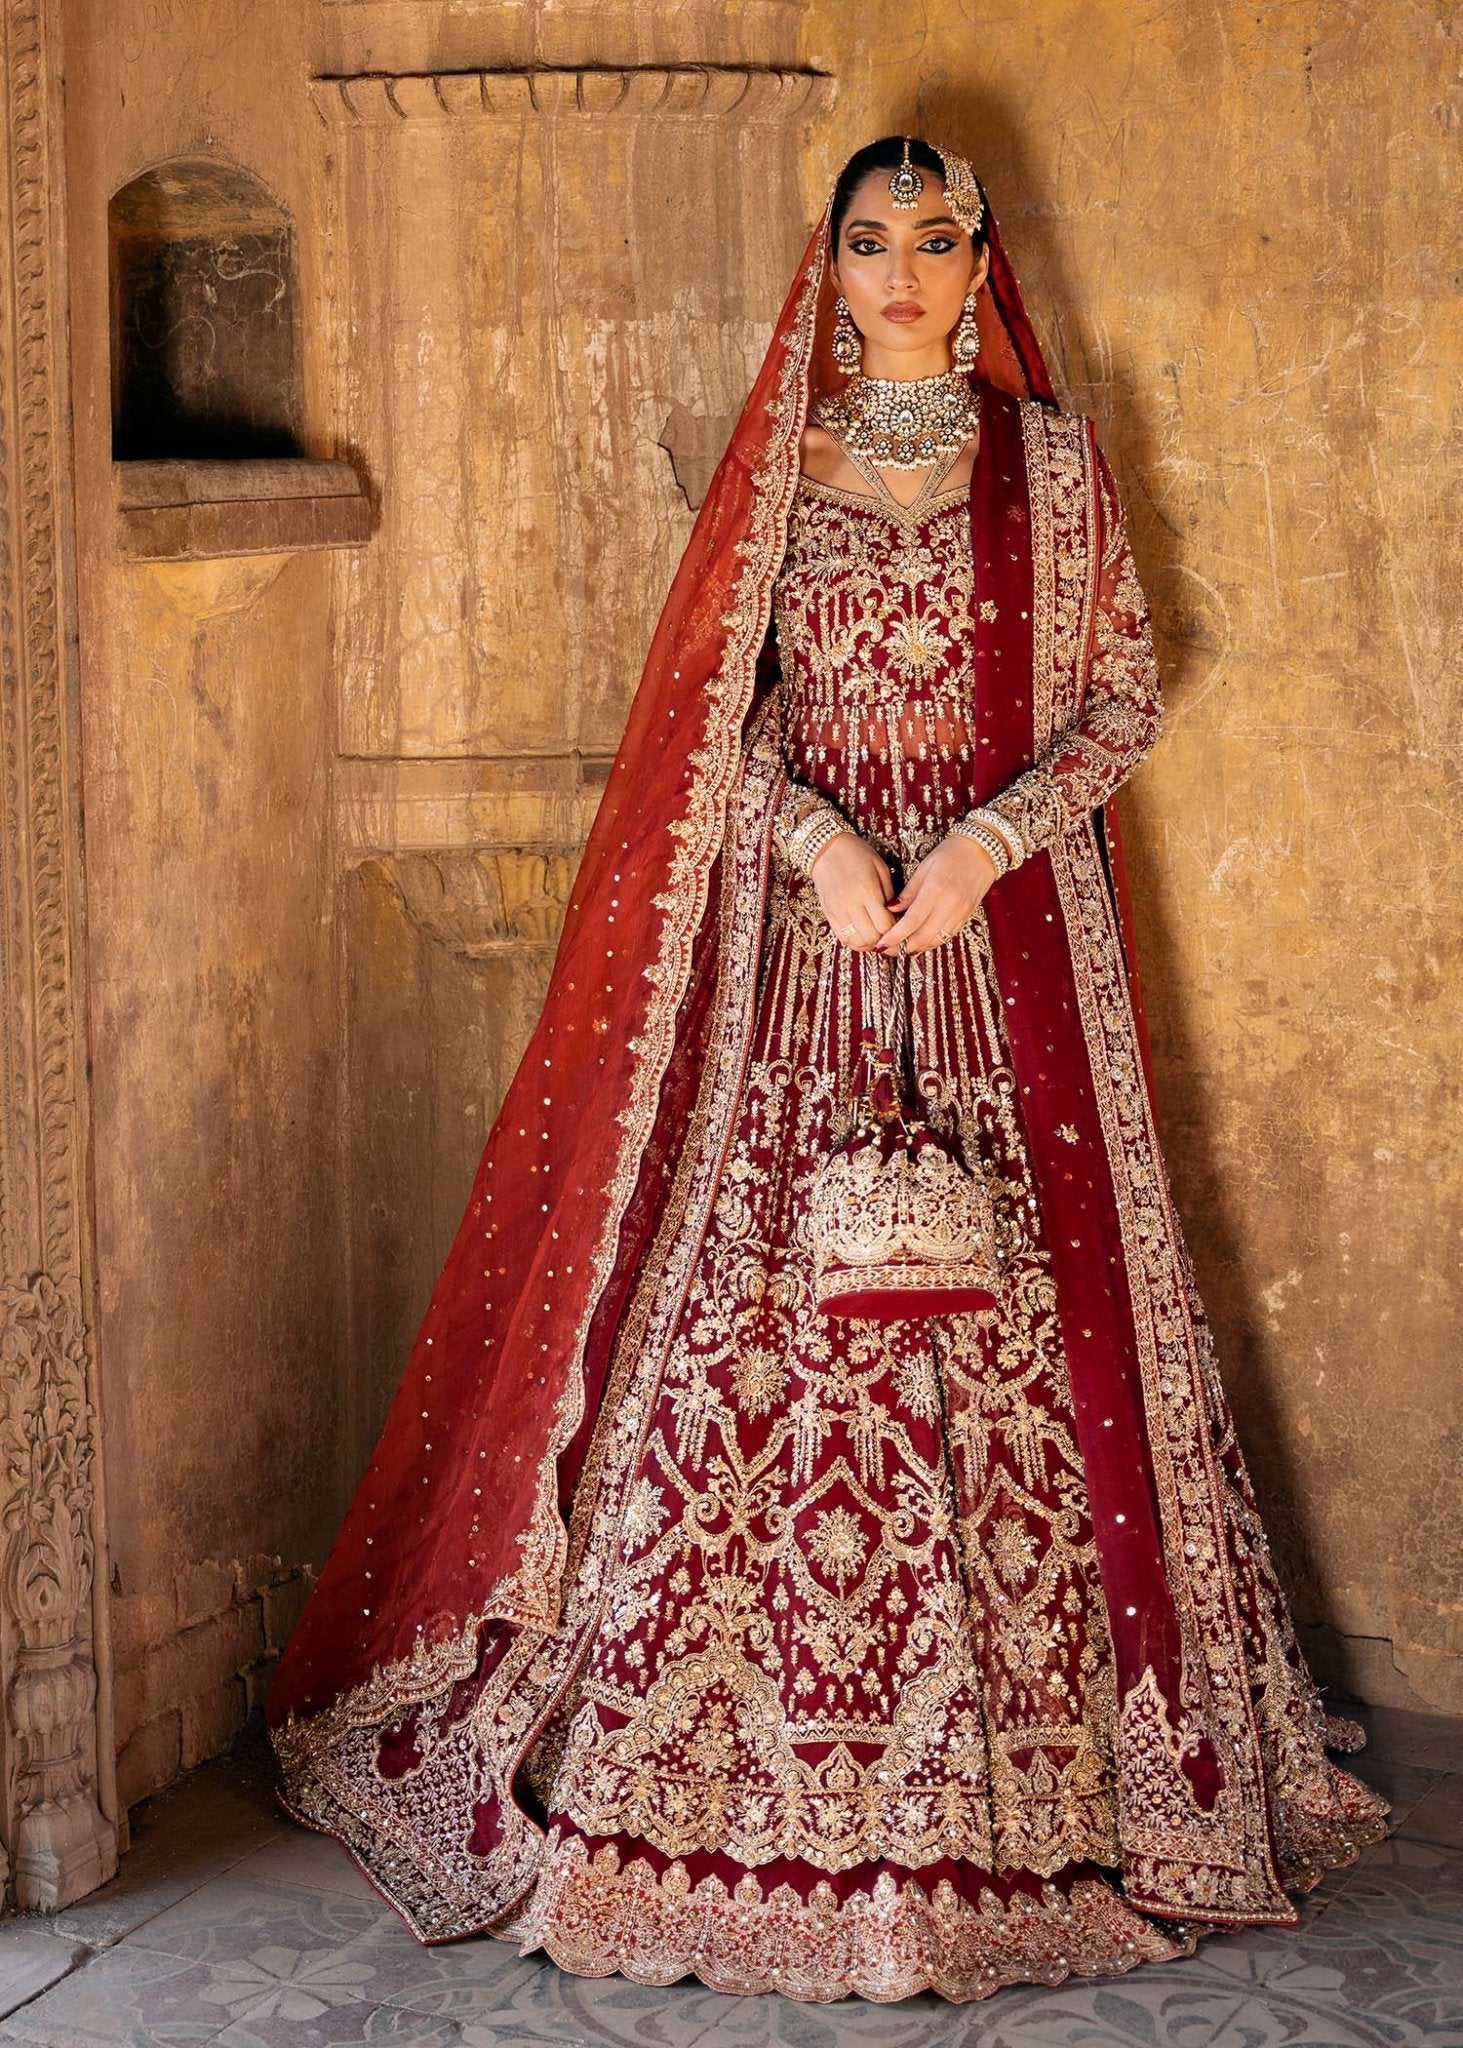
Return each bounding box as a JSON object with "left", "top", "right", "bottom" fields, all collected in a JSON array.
[
  {"left": 1019, "top": 402, "right": 1296, "bottom": 1918},
  {"left": 490, "top": 251, "right": 823, "bottom": 1633},
  {"left": 274, "top": 691, "right": 794, "bottom": 1939}
]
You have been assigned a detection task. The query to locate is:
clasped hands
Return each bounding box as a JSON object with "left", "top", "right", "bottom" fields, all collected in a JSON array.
[{"left": 809, "top": 828, "right": 997, "bottom": 955}]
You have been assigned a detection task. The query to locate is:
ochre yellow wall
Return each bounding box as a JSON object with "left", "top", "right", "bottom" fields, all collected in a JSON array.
[
  {"left": 798, "top": 0, "right": 1460, "bottom": 1707},
  {"left": 62, "top": 0, "right": 345, "bottom": 1804}
]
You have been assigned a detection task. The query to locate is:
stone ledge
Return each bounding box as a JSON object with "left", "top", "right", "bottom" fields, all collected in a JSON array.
[
  {"left": 337, "top": 752, "right": 613, "bottom": 857},
  {"left": 114, "top": 458, "right": 372, "bottom": 561},
  {"left": 309, "top": 65, "right": 835, "bottom": 126}
]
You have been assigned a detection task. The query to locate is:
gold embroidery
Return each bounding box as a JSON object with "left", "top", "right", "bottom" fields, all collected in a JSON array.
[
  {"left": 271, "top": 383, "right": 1389, "bottom": 1966},
  {"left": 1116, "top": 1665, "right": 1222, "bottom": 1859},
  {"left": 981, "top": 407, "right": 1161, "bottom": 864},
  {"left": 796, "top": 471, "right": 970, "bottom": 527},
  {"left": 494, "top": 1824, "right": 1202, "bottom": 2004},
  {"left": 769, "top": 487, "right": 988, "bottom": 883},
  {"left": 533, "top": 488, "right": 1124, "bottom": 1886}
]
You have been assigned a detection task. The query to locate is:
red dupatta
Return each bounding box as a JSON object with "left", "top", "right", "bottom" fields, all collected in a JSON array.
[{"left": 270, "top": 167, "right": 1318, "bottom": 1931}]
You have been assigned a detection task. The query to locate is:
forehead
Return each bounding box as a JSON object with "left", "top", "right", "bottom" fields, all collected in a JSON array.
[{"left": 840, "top": 164, "right": 954, "bottom": 229}]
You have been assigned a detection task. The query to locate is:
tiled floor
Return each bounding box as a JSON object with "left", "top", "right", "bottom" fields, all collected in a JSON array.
[{"left": 1, "top": 1699, "right": 1458, "bottom": 2047}]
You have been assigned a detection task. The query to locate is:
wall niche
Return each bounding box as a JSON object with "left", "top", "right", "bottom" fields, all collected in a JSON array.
[
  {"left": 110, "top": 158, "right": 300, "bottom": 461},
  {"left": 109, "top": 157, "right": 369, "bottom": 560}
]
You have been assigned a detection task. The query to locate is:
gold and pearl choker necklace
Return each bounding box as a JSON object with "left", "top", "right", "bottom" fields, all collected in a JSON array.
[{"left": 814, "top": 369, "right": 980, "bottom": 471}]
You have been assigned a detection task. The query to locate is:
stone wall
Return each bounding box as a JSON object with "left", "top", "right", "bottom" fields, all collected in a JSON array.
[{"left": 111, "top": 1561, "right": 313, "bottom": 1811}]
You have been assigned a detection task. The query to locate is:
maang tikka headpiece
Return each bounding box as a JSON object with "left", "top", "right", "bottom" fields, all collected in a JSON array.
[
  {"left": 888, "top": 136, "right": 923, "bottom": 210},
  {"left": 884, "top": 135, "right": 987, "bottom": 240}
]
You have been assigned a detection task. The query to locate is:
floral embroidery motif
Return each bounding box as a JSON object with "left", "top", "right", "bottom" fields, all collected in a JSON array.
[
  {"left": 769, "top": 486, "right": 984, "bottom": 874},
  {"left": 270, "top": 400, "right": 1389, "bottom": 1968},
  {"left": 496, "top": 1824, "right": 1201, "bottom": 2003}
]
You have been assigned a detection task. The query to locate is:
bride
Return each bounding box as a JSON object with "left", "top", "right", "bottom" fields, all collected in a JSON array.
[{"left": 267, "top": 134, "right": 1388, "bottom": 2004}]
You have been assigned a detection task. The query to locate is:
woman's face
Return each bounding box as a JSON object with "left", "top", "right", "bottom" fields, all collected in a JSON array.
[{"left": 832, "top": 168, "right": 989, "bottom": 366}]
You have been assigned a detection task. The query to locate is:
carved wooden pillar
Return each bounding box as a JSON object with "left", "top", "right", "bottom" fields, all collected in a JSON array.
[{"left": 0, "top": 0, "right": 118, "bottom": 1909}]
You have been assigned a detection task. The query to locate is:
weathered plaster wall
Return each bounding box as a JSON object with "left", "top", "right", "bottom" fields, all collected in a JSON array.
[
  {"left": 61, "top": 0, "right": 344, "bottom": 1801},
  {"left": 797, "top": 0, "right": 1460, "bottom": 1707}
]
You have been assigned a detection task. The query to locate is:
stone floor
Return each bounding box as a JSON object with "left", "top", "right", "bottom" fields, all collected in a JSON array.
[{"left": 0, "top": 1698, "right": 1458, "bottom": 2047}]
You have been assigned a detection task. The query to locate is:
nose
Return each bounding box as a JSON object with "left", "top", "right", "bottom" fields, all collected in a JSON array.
[{"left": 882, "top": 245, "right": 920, "bottom": 292}]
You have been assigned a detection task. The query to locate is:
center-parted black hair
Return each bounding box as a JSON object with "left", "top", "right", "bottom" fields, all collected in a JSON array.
[{"left": 830, "top": 136, "right": 986, "bottom": 253}]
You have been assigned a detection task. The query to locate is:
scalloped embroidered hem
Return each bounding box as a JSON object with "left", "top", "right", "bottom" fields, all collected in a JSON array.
[{"left": 488, "top": 1828, "right": 1206, "bottom": 2005}]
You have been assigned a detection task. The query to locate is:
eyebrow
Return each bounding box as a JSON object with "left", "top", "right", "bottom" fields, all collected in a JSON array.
[{"left": 845, "top": 214, "right": 961, "bottom": 232}]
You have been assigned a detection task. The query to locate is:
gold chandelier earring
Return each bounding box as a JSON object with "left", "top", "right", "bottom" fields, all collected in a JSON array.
[
  {"left": 832, "top": 295, "right": 863, "bottom": 374},
  {"left": 952, "top": 290, "right": 981, "bottom": 368}
]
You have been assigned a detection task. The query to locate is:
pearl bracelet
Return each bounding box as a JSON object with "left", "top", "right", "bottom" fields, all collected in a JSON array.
[
  {"left": 787, "top": 808, "right": 851, "bottom": 877},
  {"left": 949, "top": 807, "right": 1024, "bottom": 874}
]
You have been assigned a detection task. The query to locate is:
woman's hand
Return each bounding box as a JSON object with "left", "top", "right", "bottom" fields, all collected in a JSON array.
[
  {"left": 810, "top": 832, "right": 896, "bottom": 952},
  {"left": 874, "top": 834, "right": 997, "bottom": 955}
]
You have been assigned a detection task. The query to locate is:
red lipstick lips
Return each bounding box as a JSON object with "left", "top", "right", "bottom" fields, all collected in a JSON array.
[{"left": 880, "top": 303, "right": 927, "bottom": 323}]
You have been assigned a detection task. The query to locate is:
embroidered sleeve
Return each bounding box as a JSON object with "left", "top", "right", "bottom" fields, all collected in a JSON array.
[
  {"left": 765, "top": 682, "right": 858, "bottom": 878},
  {"left": 952, "top": 443, "right": 1162, "bottom": 873}
]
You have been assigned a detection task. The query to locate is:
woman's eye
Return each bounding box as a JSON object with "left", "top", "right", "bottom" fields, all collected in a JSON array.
[{"left": 846, "top": 234, "right": 958, "bottom": 257}]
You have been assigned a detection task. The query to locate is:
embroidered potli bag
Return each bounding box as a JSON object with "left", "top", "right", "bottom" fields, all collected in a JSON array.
[{"left": 806, "top": 940, "right": 1002, "bottom": 1318}]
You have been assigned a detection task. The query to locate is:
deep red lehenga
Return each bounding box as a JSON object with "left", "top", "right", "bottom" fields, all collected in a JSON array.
[{"left": 267, "top": 164, "right": 1389, "bottom": 2004}]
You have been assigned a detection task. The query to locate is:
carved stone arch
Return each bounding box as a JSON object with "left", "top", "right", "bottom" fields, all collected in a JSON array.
[{"left": 0, "top": 0, "right": 118, "bottom": 1909}]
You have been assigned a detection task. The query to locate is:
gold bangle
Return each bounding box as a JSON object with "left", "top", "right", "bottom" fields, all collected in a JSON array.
[
  {"left": 787, "top": 808, "right": 850, "bottom": 877},
  {"left": 949, "top": 817, "right": 1010, "bottom": 875},
  {"left": 951, "top": 806, "right": 1024, "bottom": 873},
  {"left": 976, "top": 807, "right": 1024, "bottom": 870}
]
